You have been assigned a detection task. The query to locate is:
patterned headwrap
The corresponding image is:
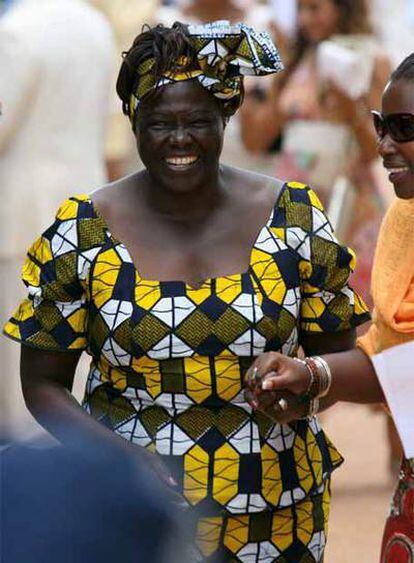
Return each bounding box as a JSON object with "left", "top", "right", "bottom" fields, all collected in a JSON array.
[{"left": 128, "top": 20, "right": 284, "bottom": 125}]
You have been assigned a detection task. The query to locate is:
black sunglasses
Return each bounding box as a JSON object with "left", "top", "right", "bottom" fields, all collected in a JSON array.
[{"left": 371, "top": 110, "right": 414, "bottom": 143}]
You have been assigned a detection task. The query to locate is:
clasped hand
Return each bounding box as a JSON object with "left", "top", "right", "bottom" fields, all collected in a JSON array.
[{"left": 244, "top": 352, "right": 311, "bottom": 424}]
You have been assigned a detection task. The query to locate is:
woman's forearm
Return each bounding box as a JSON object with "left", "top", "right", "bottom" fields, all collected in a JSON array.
[
  {"left": 350, "top": 107, "right": 378, "bottom": 162},
  {"left": 19, "top": 346, "right": 132, "bottom": 454},
  {"left": 23, "top": 376, "right": 179, "bottom": 490},
  {"left": 297, "top": 348, "right": 383, "bottom": 415},
  {"left": 239, "top": 91, "right": 286, "bottom": 152},
  {"left": 323, "top": 348, "right": 385, "bottom": 404},
  {"left": 22, "top": 377, "right": 136, "bottom": 456}
]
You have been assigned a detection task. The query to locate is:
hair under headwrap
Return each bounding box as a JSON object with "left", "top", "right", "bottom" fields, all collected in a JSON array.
[{"left": 127, "top": 20, "right": 284, "bottom": 125}]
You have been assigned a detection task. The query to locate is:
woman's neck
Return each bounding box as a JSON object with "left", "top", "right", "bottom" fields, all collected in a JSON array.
[{"left": 142, "top": 166, "right": 228, "bottom": 225}]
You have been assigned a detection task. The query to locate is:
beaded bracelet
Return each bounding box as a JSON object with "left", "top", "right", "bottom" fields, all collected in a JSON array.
[
  {"left": 302, "top": 356, "right": 332, "bottom": 400},
  {"left": 303, "top": 357, "right": 321, "bottom": 398},
  {"left": 293, "top": 357, "right": 315, "bottom": 396},
  {"left": 295, "top": 356, "right": 331, "bottom": 419}
]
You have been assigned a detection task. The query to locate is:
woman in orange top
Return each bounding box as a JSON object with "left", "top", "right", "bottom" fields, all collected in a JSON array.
[{"left": 245, "top": 52, "right": 414, "bottom": 562}]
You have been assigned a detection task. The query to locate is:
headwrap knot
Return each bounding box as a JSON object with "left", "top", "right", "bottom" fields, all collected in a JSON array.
[{"left": 129, "top": 20, "right": 284, "bottom": 125}]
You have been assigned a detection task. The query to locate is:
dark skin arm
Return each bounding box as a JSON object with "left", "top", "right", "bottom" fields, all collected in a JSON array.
[
  {"left": 20, "top": 345, "right": 178, "bottom": 488},
  {"left": 239, "top": 77, "right": 287, "bottom": 153},
  {"left": 245, "top": 328, "right": 384, "bottom": 424}
]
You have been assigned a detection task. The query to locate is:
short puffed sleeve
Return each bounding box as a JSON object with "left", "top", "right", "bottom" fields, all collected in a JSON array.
[
  {"left": 3, "top": 195, "right": 105, "bottom": 351},
  {"left": 275, "top": 182, "right": 370, "bottom": 333}
]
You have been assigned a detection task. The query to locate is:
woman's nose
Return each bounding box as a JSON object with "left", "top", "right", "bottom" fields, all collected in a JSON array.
[
  {"left": 169, "top": 126, "right": 190, "bottom": 145},
  {"left": 377, "top": 133, "right": 398, "bottom": 158}
]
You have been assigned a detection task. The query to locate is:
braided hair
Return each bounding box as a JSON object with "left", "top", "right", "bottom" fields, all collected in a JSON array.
[{"left": 116, "top": 23, "right": 196, "bottom": 119}]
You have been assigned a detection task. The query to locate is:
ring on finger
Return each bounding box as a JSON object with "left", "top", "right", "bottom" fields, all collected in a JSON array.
[
  {"left": 247, "top": 367, "right": 256, "bottom": 384},
  {"left": 276, "top": 398, "right": 288, "bottom": 412},
  {"left": 249, "top": 366, "right": 261, "bottom": 385}
]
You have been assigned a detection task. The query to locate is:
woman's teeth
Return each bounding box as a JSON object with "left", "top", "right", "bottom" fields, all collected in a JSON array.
[
  {"left": 165, "top": 156, "right": 198, "bottom": 166},
  {"left": 388, "top": 167, "right": 409, "bottom": 174}
]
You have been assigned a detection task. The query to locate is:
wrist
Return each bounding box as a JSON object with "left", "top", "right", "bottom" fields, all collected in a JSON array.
[
  {"left": 300, "top": 356, "right": 332, "bottom": 401},
  {"left": 293, "top": 357, "right": 314, "bottom": 394}
]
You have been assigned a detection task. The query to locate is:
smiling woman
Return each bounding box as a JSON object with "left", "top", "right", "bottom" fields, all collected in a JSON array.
[
  {"left": 134, "top": 81, "right": 225, "bottom": 196},
  {"left": 376, "top": 63, "right": 414, "bottom": 199},
  {"left": 3, "top": 21, "right": 370, "bottom": 562}
]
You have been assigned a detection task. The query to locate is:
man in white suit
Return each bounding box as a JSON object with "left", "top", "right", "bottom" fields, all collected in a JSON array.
[
  {"left": 0, "top": 0, "right": 116, "bottom": 440},
  {"left": 90, "top": 0, "right": 160, "bottom": 179}
]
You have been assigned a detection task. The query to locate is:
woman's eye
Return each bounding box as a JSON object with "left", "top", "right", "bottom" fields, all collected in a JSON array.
[
  {"left": 190, "top": 120, "right": 210, "bottom": 127},
  {"left": 148, "top": 119, "right": 212, "bottom": 130},
  {"left": 151, "top": 122, "right": 170, "bottom": 129}
]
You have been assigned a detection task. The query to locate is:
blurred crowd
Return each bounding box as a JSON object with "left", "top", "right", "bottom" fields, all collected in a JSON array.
[{"left": 0, "top": 0, "right": 413, "bottom": 443}]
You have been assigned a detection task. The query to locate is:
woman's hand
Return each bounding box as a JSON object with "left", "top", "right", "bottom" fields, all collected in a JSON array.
[
  {"left": 246, "top": 352, "right": 310, "bottom": 395},
  {"left": 244, "top": 352, "right": 312, "bottom": 424},
  {"left": 20, "top": 345, "right": 185, "bottom": 506},
  {"left": 128, "top": 446, "right": 188, "bottom": 510},
  {"left": 245, "top": 385, "right": 308, "bottom": 424},
  {"left": 131, "top": 445, "right": 178, "bottom": 488}
]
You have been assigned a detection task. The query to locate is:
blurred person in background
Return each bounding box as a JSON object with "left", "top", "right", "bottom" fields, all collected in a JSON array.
[
  {"left": 158, "top": 0, "right": 249, "bottom": 24},
  {"left": 157, "top": 0, "right": 297, "bottom": 78},
  {"left": 0, "top": 0, "right": 12, "bottom": 15},
  {"left": 370, "top": 0, "right": 414, "bottom": 67},
  {"left": 3, "top": 20, "right": 370, "bottom": 561},
  {"left": 158, "top": 0, "right": 297, "bottom": 41},
  {"left": 0, "top": 0, "right": 116, "bottom": 441},
  {"left": 90, "top": 0, "right": 161, "bottom": 181},
  {"left": 2, "top": 432, "right": 189, "bottom": 563},
  {"left": 240, "top": 0, "right": 391, "bottom": 305},
  {"left": 244, "top": 52, "right": 414, "bottom": 562},
  {"left": 268, "top": 0, "right": 297, "bottom": 39}
]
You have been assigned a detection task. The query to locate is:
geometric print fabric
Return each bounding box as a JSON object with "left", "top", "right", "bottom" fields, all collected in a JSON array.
[
  {"left": 4, "top": 181, "right": 369, "bottom": 521},
  {"left": 128, "top": 20, "right": 284, "bottom": 125},
  {"left": 194, "top": 480, "right": 331, "bottom": 562}
]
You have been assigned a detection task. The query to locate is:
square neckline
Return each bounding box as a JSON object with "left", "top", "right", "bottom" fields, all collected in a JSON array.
[{"left": 88, "top": 182, "right": 287, "bottom": 290}]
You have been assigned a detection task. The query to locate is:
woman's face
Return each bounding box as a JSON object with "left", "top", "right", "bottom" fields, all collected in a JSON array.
[
  {"left": 298, "top": 0, "right": 341, "bottom": 44},
  {"left": 378, "top": 79, "right": 414, "bottom": 199},
  {"left": 136, "top": 80, "right": 225, "bottom": 193}
]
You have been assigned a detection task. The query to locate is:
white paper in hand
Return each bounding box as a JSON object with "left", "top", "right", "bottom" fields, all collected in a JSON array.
[
  {"left": 372, "top": 340, "right": 414, "bottom": 458},
  {"left": 316, "top": 37, "right": 375, "bottom": 99}
]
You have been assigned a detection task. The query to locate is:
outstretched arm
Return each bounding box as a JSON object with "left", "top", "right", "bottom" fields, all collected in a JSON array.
[{"left": 301, "top": 328, "right": 384, "bottom": 404}]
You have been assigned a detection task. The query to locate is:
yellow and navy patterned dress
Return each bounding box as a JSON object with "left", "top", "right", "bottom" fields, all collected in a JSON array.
[{"left": 4, "top": 181, "right": 369, "bottom": 562}]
